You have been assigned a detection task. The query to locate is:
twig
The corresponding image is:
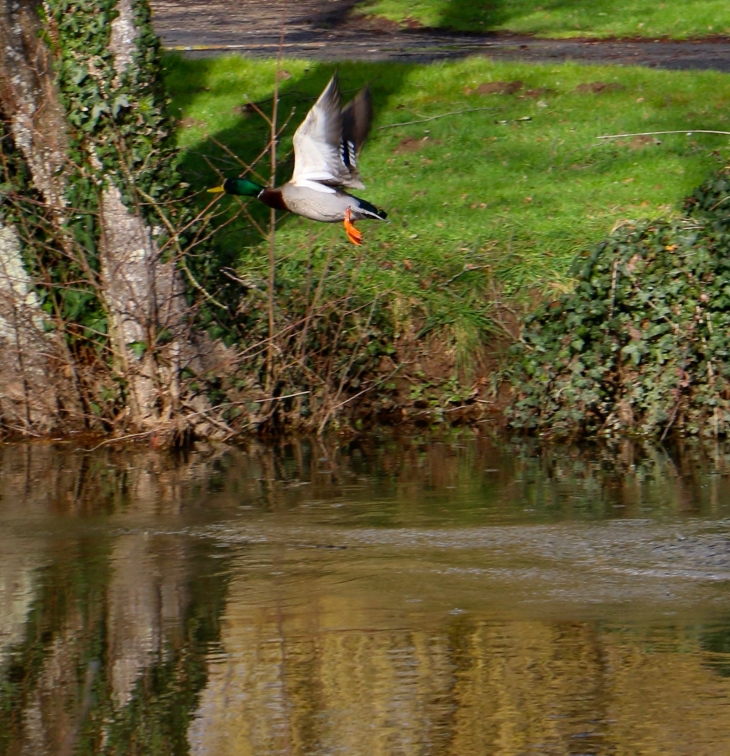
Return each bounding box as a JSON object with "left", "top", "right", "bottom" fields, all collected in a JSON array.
[
  {"left": 2, "top": 424, "right": 42, "bottom": 438},
  {"left": 133, "top": 185, "right": 229, "bottom": 310},
  {"left": 329, "top": 291, "right": 382, "bottom": 416},
  {"left": 441, "top": 264, "right": 488, "bottom": 288},
  {"left": 378, "top": 107, "right": 499, "bottom": 130},
  {"left": 298, "top": 244, "right": 333, "bottom": 360},
  {"left": 226, "top": 293, "right": 383, "bottom": 363},
  {"left": 608, "top": 258, "right": 620, "bottom": 319},
  {"left": 321, "top": 249, "right": 365, "bottom": 391},
  {"left": 252, "top": 390, "right": 310, "bottom": 403},
  {"left": 317, "top": 365, "right": 402, "bottom": 436},
  {"left": 181, "top": 401, "right": 235, "bottom": 435},
  {"left": 598, "top": 129, "right": 730, "bottom": 140},
  {"left": 178, "top": 259, "right": 229, "bottom": 310},
  {"left": 85, "top": 431, "right": 155, "bottom": 451},
  {"left": 208, "top": 135, "right": 269, "bottom": 184},
  {"left": 265, "top": 10, "right": 286, "bottom": 393},
  {"left": 710, "top": 195, "right": 730, "bottom": 212}
]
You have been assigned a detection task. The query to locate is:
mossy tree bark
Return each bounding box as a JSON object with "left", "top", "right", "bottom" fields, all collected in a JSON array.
[{"left": 0, "top": 0, "right": 229, "bottom": 440}]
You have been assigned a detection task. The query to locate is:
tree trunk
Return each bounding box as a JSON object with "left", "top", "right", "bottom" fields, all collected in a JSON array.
[
  {"left": 0, "top": 224, "right": 68, "bottom": 434},
  {"left": 0, "top": 0, "right": 231, "bottom": 441},
  {"left": 100, "top": 0, "right": 187, "bottom": 428}
]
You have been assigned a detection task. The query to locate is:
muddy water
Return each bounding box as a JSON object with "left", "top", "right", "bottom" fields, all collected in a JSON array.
[{"left": 2, "top": 438, "right": 730, "bottom": 755}]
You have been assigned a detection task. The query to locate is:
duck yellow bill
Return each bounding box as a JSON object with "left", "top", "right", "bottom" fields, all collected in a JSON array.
[{"left": 207, "top": 185, "right": 225, "bottom": 193}]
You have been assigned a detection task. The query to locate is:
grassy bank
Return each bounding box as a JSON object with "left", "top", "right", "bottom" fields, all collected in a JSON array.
[
  {"left": 356, "top": 0, "right": 730, "bottom": 39},
  {"left": 165, "top": 55, "right": 730, "bottom": 427}
]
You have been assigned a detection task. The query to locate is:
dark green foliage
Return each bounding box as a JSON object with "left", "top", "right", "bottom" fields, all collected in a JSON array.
[
  {"left": 50, "top": 0, "right": 183, "bottom": 218},
  {"left": 509, "top": 170, "right": 730, "bottom": 438},
  {"left": 686, "top": 163, "right": 730, "bottom": 232}
]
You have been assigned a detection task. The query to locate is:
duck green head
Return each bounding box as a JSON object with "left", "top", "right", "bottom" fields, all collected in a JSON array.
[{"left": 208, "top": 177, "right": 264, "bottom": 197}]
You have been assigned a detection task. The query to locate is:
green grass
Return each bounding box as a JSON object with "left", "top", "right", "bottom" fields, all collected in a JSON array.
[
  {"left": 161, "top": 54, "right": 730, "bottom": 409},
  {"left": 356, "top": 0, "right": 730, "bottom": 38},
  {"left": 167, "top": 55, "right": 730, "bottom": 303}
]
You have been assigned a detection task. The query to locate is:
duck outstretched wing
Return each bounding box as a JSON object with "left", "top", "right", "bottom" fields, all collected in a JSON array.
[
  {"left": 292, "top": 73, "right": 373, "bottom": 192},
  {"left": 341, "top": 85, "right": 373, "bottom": 177}
]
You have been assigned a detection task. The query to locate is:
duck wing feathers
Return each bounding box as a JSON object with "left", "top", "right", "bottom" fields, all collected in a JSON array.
[
  {"left": 291, "top": 73, "right": 373, "bottom": 193},
  {"left": 340, "top": 85, "right": 373, "bottom": 179}
]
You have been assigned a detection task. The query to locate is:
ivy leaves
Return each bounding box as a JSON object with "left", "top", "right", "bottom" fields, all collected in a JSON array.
[{"left": 509, "top": 176, "right": 730, "bottom": 439}]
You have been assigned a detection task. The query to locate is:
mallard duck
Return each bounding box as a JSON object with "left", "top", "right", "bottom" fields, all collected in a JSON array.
[{"left": 208, "top": 73, "right": 387, "bottom": 245}]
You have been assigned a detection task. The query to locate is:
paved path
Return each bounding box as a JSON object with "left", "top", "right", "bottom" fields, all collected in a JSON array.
[{"left": 151, "top": 0, "right": 730, "bottom": 71}]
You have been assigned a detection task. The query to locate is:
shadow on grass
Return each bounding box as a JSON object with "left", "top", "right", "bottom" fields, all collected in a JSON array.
[
  {"left": 168, "top": 56, "right": 413, "bottom": 267},
  {"left": 438, "top": 0, "right": 521, "bottom": 31}
]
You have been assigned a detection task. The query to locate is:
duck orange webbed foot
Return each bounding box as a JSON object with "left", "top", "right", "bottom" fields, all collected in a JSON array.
[{"left": 344, "top": 208, "right": 363, "bottom": 246}]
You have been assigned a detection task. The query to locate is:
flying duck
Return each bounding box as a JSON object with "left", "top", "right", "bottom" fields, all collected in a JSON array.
[{"left": 209, "top": 73, "right": 387, "bottom": 245}]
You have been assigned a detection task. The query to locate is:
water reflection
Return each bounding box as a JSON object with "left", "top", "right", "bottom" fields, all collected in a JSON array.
[
  {"left": 193, "top": 613, "right": 730, "bottom": 756},
  {"left": 0, "top": 445, "right": 231, "bottom": 756},
  {"left": 1, "top": 437, "right": 730, "bottom": 755}
]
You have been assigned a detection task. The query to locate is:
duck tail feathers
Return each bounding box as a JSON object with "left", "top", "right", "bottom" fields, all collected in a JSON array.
[{"left": 353, "top": 195, "right": 388, "bottom": 221}]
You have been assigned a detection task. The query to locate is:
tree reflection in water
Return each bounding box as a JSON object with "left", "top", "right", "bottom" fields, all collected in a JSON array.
[
  {"left": 0, "top": 445, "right": 232, "bottom": 755},
  {"left": 1, "top": 438, "right": 730, "bottom": 755}
]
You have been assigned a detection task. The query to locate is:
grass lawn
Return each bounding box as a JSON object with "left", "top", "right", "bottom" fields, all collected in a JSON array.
[
  {"left": 165, "top": 55, "right": 730, "bottom": 367},
  {"left": 356, "top": 0, "right": 730, "bottom": 38}
]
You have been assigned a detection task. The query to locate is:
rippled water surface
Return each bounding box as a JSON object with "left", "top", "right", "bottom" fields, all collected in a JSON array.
[{"left": 3, "top": 437, "right": 730, "bottom": 755}]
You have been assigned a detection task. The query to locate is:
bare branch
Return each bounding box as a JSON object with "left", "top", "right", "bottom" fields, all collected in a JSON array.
[{"left": 598, "top": 129, "right": 730, "bottom": 140}]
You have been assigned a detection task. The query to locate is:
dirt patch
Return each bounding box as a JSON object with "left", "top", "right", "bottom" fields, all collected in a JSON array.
[
  {"left": 401, "top": 16, "right": 425, "bottom": 30},
  {"left": 356, "top": 15, "right": 402, "bottom": 34},
  {"left": 392, "top": 136, "right": 437, "bottom": 153},
  {"left": 520, "top": 87, "right": 554, "bottom": 98},
  {"left": 465, "top": 80, "right": 523, "bottom": 96},
  {"left": 629, "top": 135, "right": 661, "bottom": 149},
  {"left": 573, "top": 81, "right": 627, "bottom": 94},
  {"left": 176, "top": 116, "right": 207, "bottom": 129}
]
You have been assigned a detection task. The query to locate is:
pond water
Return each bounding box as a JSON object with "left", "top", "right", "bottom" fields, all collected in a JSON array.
[{"left": 2, "top": 436, "right": 730, "bottom": 755}]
